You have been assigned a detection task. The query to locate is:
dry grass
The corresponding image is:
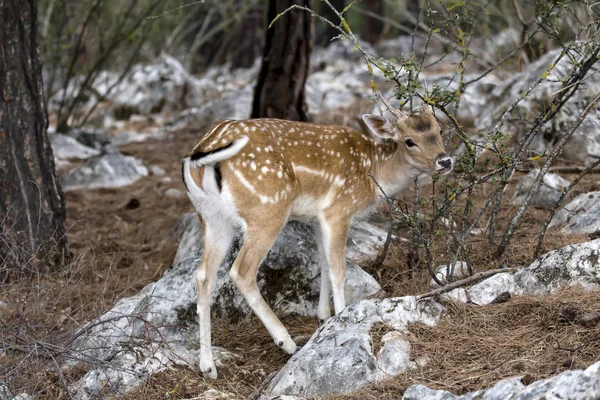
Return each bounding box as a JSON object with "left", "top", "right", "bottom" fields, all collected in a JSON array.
[{"left": 124, "top": 315, "right": 318, "bottom": 400}]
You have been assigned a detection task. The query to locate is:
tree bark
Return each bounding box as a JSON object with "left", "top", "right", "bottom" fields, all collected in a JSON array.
[
  {"left": 363, "top": 0, "right": 384, "bottom": 44},
  {"left": 0, "top": 0, "right": 70, "bottom": 277},
  {"left": 252, "top": 0, "right": 312, "bottom": 121}
]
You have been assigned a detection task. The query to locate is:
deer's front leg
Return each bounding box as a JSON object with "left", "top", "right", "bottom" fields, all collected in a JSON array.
[
  {"left": 316, "top": 224, "right": 332, "bottom": 323},
  {"left": 196, "top": 223, "right": 234, "bottom": 379},
  {"left": 320, "top": 216, "right": 351, "bottom": 315}
]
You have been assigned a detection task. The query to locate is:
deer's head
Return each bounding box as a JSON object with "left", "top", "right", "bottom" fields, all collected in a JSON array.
[{"left": 362, "top": 97, "right": 453, "bottom": 175}]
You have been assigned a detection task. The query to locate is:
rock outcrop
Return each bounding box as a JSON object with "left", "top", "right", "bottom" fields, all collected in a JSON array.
[
  {"left": 105, "top": 54, "right": 217, "bottom": 118},
  {"left": 263, "top": 296, "right": 444, "bottom": 398},
  {"left": 49, "top": 132, "right": 100, "bottom": 161}
]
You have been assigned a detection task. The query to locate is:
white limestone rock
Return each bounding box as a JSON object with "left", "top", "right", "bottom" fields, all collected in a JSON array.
[
  {"left": 474, "top": 44, "right": 600, "bottom": 164},
  {"left": 261, "top": 297, "right": 445, "bottom": 398},
  {"left": 49, "top": 132, "right": 100, "bottom": 161},
  {"left": 13, "top": 395, "right": 34, "bottom": 400},
  {"left": 402, "top": 361, "right": 600, "bottom": 400},
  {"left": 451, "top": 239, "right": 600, "bottom": 305},
  {"left": 260, "top": 239, "right": 600, "bottom": 398},
  {"left": 150, "top": 165, "right": 166, "bottom": 176},
  {"left": 109, "top": 54, "right": 217, "bottom": 118},
  {"left": 512, "top": 169, "right": 569, "bottom": 209},
  {"left": 0, "top": 381, "right": 13, "bottom": 400},
  {"left": 160, "top": 86, "right": 253, "bottom": 133},
  {"left": 60, "top": 151, "right": 148, "bottom": 191},
  {"left": 175, "top": 216, "right": 383, "bottom": 321},
  {"left": 549, "top": 191, "right": 600, "bottom": 234}
]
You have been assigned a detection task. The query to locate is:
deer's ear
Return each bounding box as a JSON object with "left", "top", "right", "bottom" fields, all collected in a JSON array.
[
  {"left": 362, "top": 114, "right": 397, "bottom": 141},
  {"left": 421, "top": 104, "right": 434, "bottom": 115}
]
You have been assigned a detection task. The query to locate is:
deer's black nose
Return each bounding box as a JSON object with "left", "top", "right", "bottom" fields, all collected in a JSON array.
[{"left": 437, "top": 157, "right": 453, "bottom": 168}]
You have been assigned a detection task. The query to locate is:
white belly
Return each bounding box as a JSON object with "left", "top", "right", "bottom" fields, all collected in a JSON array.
[{"left": 289, "top": 195, "right": 322, "bottom": 220}]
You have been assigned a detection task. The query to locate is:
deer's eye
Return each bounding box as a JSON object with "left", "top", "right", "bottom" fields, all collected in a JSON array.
[
  {"left": 440, "top": 129, "right": 444, "bottom": 136},
  {"left": 405, "top": 138, "right": 416, "bottom": 147}
]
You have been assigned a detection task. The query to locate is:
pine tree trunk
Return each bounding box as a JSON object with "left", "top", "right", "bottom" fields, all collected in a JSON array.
[
  {"left": 0, "top": 0, "right": 70, "bottom": 277},
  {"left": 252, "top": 0, "right": 312, "bottom": 122}
]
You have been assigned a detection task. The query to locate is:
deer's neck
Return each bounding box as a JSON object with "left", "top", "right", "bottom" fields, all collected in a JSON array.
[{"left": 371, "top": 142, "right": 422, "bottom": 198}]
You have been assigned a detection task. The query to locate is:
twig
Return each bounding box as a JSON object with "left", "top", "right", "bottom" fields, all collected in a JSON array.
[
  {"left": 534, "top": 155, "right": 600, "bottom": 259},
  {"left": 375, "top": 213, "right": 394, "bottom": 266},
  {"left": 496, "top": 90, "right": 600, "bottom": 258},
  {"left": 146, "top": 0, "right": 205, "bottom": 19},
  {"left": 417, "top": 267, "right": 517, "bottom": 300}
]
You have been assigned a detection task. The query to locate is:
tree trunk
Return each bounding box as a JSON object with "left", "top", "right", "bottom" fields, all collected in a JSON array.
[
  {"left": 363, "top": 0, "right": 384, "bottom": 44},
  {"left": 0, "top": 0, "right": 70, "bottom": 277},
  {"left": 252, "top": 0, "right": 312, "bottom": 122}
]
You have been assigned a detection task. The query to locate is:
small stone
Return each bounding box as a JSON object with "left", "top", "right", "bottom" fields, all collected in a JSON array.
[
  {"left": 164, "top": 188, "right": 185, "bottom": 199},
  {"left": 14, "top": 393, "right": 34, "bottom": 400},
  {"left": 578, "top": 311, "right": 600, "bottom": 327},
  {"left": 0, "top": 381, "right": 14, "bottom": 400},
  {"left": 150, "top": 165, "right": 166, "bottom": 176}
]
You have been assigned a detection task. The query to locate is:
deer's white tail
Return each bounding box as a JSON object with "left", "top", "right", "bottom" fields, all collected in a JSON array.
[
  {"left": 182, "top": 135, "right": 249, "bottom": 197},
  {"left": 187, "top": 135, "right": 249, "bottom": 167},
  {"left": 182, "top": 135, "right": 248, "bottom": 228}
]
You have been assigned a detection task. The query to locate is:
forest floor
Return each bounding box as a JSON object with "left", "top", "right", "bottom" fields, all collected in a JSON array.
[{"left": 1, "top": 116, "right": 599, "bottom": 399}]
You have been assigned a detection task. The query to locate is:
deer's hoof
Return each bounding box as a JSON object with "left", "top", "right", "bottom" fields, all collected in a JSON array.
[
  {"left": 277, "top": 337, "right": 297, "bottom": 355},
  {"left": 200, "top": 360, "right": 218, "bottom": 379}
]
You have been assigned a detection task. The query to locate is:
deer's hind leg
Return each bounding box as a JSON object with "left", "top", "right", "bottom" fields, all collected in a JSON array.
[
  {"left": 196, "top": 216, "right": 235, "bottom": 379},
  {"left": 229, "top": 218, "right": 297, "bottom": 355}
]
